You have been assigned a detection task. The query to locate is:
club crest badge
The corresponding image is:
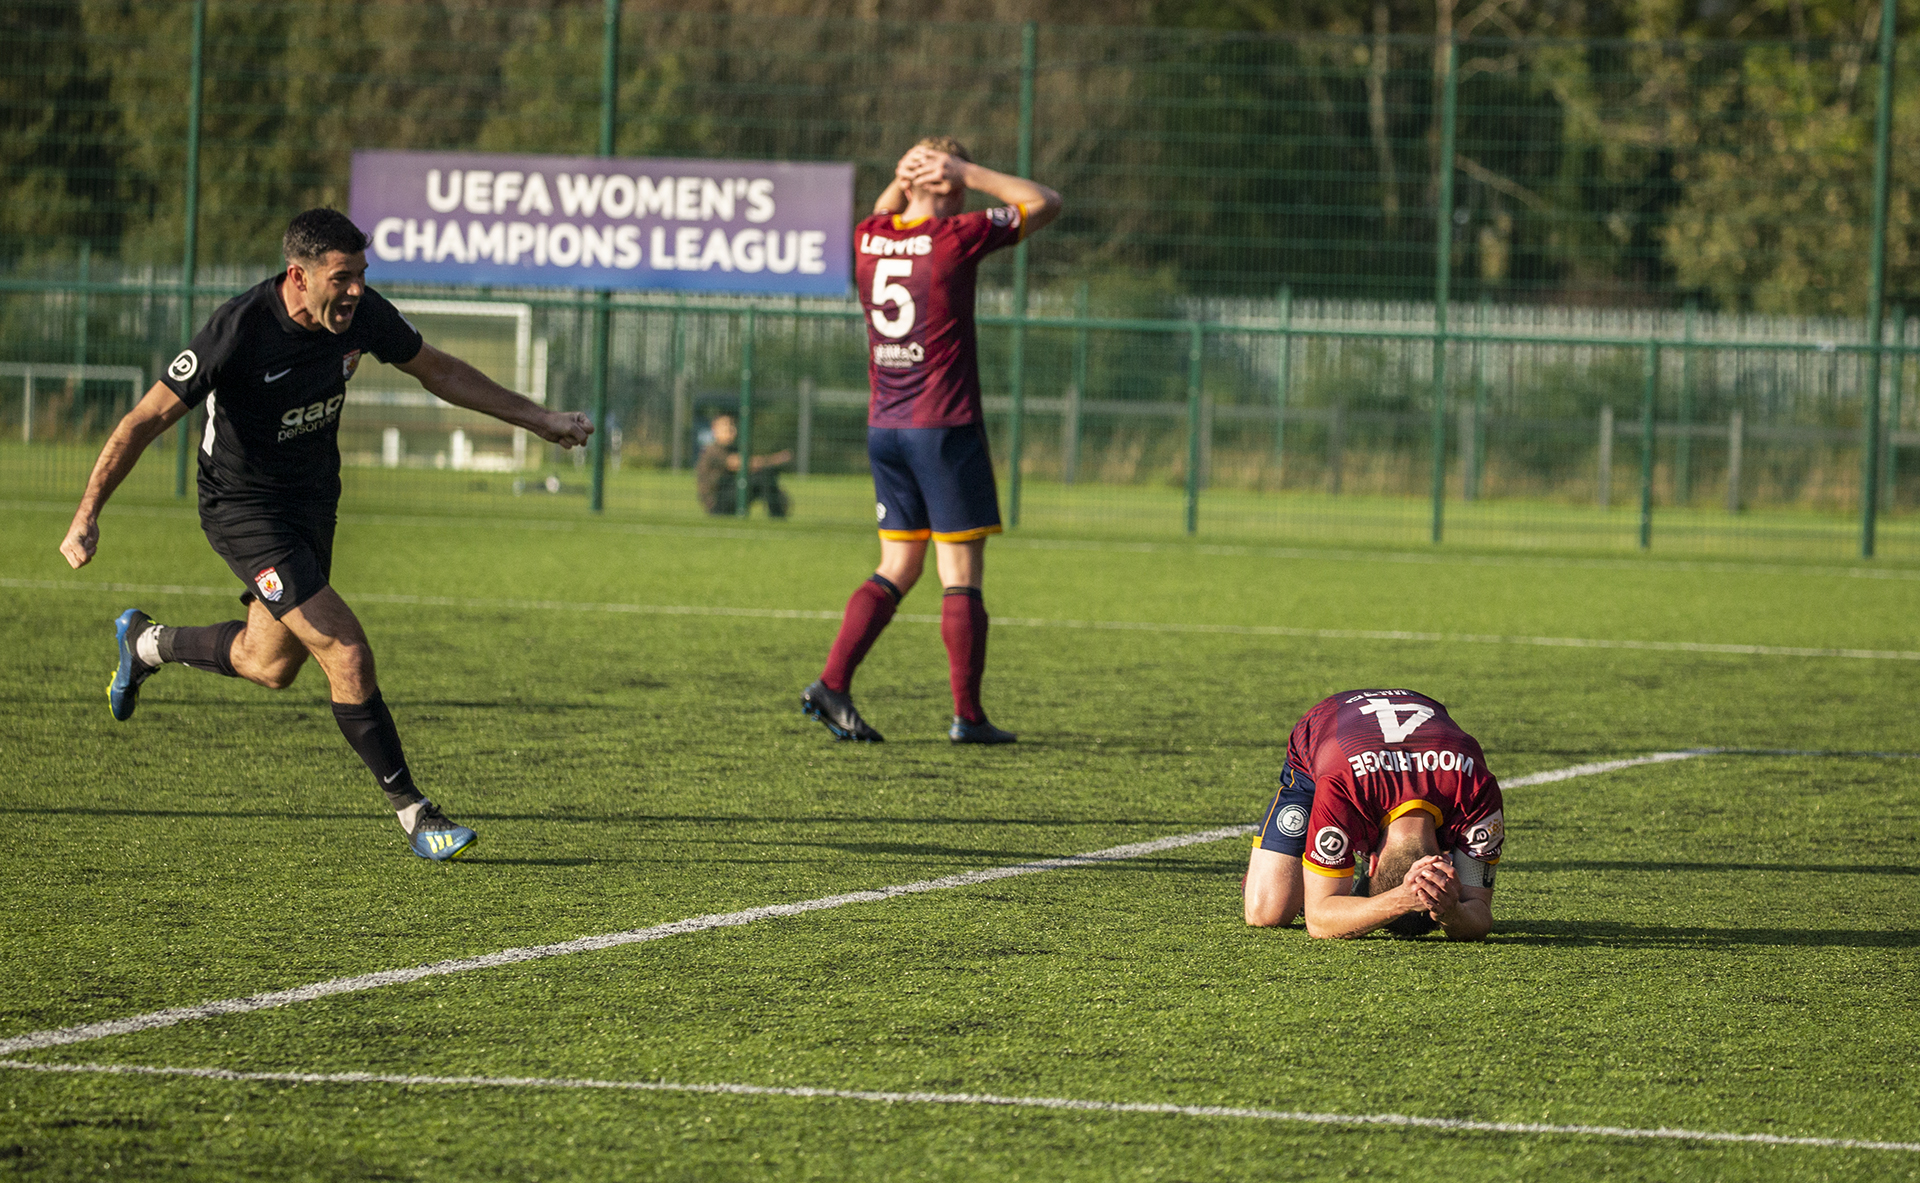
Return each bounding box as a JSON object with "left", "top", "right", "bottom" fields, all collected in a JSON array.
[
  {"left": 341, "top": 349, "right": 363, "bottom": 379},
  {"left": 254, "top": 567, "right": 285, "bottom": 603},
  {"left": 1278, "top": 804, "right": 1309, "bottom": 838}
]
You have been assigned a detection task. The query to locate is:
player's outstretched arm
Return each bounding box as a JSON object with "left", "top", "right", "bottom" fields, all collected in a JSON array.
[
  {"left": 397, "top": 343, "right": 593, "bottom": 447},
  {"left": 60, "top": 382, "right": 189, "bottom": 569}
]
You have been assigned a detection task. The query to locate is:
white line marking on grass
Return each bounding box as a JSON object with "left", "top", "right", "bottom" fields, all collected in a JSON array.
[
  {"left": 3, "top": 1060, "right": 1915, "bottom": 1154},
  {"left": 1504, "top": 750, "right": 1714, "bottom": 787},
  {"left": 0, "top": 748, "right": 1888, "bottom": 1058},
  {"left": 12, "top": 497, "right": 1920, "bottom": 583},
  {"left": 6, "top": 577, "right": 1918, "bottom": 662},
  {"left": 0, "top": 826, "right": 1254, "bottom": 1056}
]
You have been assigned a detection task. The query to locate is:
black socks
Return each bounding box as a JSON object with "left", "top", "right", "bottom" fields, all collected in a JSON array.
[
  {"left": 331, "top": 691, "right": 423, "bottom": 810},
  {"left": 156, "top": 621, "right": 244, "bottom": 677}
]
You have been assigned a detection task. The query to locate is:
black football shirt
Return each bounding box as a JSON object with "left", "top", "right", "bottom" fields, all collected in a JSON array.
[{"left": 161, "top": 276, "right": 423, "bottom": 513}]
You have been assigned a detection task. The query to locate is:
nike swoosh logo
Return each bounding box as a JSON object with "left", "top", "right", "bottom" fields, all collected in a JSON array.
[
  {"left": 264, "top": 368, "right": 292, "bottom": 383},
  {"left": 383, "top": 768, "right": 405, "bottom": 784}
]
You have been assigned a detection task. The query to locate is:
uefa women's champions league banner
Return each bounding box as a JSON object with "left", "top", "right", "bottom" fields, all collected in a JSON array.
[{"left": 348, "top": 150, "right": 855, "bottom": 295}]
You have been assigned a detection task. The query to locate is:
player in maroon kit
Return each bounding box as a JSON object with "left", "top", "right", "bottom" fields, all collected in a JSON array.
[
  {"left": 802, "top": 138, "right": 1060, "bottom": 744},
  {"left": 1244, "top": 689, "right": 1502, "bottom": 940}
]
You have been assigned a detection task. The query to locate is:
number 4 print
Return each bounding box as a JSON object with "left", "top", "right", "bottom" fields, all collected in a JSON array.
[
  {"left": 1358, "top": 697, "right": 1434, "bottom": 744},
  {"left": 870, "top": 260, "right": 916, "bottom": 339}
]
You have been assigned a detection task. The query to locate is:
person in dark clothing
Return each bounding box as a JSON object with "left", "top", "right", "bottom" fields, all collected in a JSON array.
[
  {"left": 62, "top": 208, "right": 593, "bottom": 862},
  {"left": 696, "top": 413, "right": 791, "bottom": 517}
]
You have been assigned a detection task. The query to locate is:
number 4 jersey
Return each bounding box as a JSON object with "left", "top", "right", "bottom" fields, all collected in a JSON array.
[
  {"left": 1287, "top": 689, "right": 1505, "bottom": 879},
  {"left": 855, "top": 206, "right": 1029, "bottom": 429}
]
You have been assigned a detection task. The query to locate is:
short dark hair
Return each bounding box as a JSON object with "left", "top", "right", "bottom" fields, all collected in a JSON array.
[
  {"left": 1368, "top": 840, "right": 1439, "bottom": 938},
  {"left": 283, "top": 208, "right": 370, "bottom": 264}
]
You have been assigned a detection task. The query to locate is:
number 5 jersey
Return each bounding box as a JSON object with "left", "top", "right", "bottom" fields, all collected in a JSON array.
[{"left": 855, "top": 205, "right": 1030, "bottom": 429}]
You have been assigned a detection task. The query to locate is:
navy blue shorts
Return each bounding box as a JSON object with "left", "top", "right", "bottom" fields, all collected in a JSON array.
[
  {"left": 1255, "top": 763, "right": 1316, "bottom": 857},
  {"left": 868, "top": 424, "right": 1003, "bottom": 542}
]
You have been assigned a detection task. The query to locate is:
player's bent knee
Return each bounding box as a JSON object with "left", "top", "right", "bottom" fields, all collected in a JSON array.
[{"left": 1244, "top": 901, "right": 1299, "bottom": 928}]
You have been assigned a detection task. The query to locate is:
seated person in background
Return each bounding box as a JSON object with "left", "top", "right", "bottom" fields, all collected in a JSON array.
[
  {"left": 1244, "top": 688, "right": 1502, "bottom": 940},
  {"left": 696, "top": 413, "right": 792, "bottom": 518}
]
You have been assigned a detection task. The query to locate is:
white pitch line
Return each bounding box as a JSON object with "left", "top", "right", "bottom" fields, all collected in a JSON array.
[
  {"left": 0, "top": 826, "right": 1254, "bottom": 1057},
  {"left": 0, "top": 748, "right": 1747, "bottom": 1059},
  {"left": 3, "top": 1060, "right": 1914, "bottom": 1154},
  {"left": 6, "top": 576, "right": 1917, "bottom": 662},
  {"left": 13, "top": 496, "right": 1920, "bottom": 584},
  {"left": 1503, "top": 749, "right": 1713, "bottom": 787}
]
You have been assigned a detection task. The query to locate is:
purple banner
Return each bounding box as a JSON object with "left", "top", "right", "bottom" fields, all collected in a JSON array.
[{"left": 350, "top": 150, "right": 854, "bottom": 295}]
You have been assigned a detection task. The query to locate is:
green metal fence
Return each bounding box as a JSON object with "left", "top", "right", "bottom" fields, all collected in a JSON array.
[{"left": 5, "top": 2, "right": 1920, "bottom": 559}]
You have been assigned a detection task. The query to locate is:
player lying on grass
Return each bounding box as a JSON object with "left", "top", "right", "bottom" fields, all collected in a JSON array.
[
  {"left": 802, "top": 137, "right": 1060, "bottom": 745},
  {"left": 1244, "top": 688, "right": 1502, "bottom": 940},
  {"left": 59, "top": 208, "right": 592, "bottom": 862}
]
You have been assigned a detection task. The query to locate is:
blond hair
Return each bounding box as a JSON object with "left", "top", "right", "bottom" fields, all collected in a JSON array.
[{"left": 915, "top": 135, "right": 972, "bottom": 162}]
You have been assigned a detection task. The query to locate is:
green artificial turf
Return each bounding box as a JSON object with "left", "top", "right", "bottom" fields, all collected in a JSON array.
[{"left": 1, "top": 498, "right": 1917, "bottom": 1181}]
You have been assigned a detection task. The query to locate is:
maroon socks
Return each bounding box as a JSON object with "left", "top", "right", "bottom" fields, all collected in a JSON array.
[
  {"left": 820, "top": 575, "right": 901, "bottom": 693},
  {"left": 941, "top": 586, "right": 989, "bottom": 724}
]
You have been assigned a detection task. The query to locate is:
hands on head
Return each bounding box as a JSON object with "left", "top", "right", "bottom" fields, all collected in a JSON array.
[
  {"left": 1403, "top": 853, "right": 1460, "bottom": 921},
  {"left": 896, "top": 146, "right": 967, "bottom": 196}
]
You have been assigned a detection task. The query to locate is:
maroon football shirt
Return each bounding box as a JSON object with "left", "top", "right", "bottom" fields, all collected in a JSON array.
[
  {"left": 1287, "top": 689, "right": 1506, "bottom": 878},
  {"left": 855, "top": 206, "right": 1026, "bottom": 429}
]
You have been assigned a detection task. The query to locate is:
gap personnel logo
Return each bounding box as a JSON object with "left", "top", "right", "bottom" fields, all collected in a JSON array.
[
  {"left": 167, "top": 350, "right": 198, "bottom": 383},
  {"left": 254, "top": 567, "right": 284, "bottom": 603},
  {"left": 341, "top": 349, "right": 363, "bottom": 379},
  {"left": 278, "top": 395, "right": 346, "bottom": 442},
  {"left": 1313, "top": 825, "right": 1349, "bottom": 863},
  {"left": 872, "top": 342, "right": 924, "bottom": 369},
  {"left": 1277, "top": 804, "right": 1309, "bottom": 838},
  {"left": 875, "top": 502, "right": 887, "bottom": 523}
]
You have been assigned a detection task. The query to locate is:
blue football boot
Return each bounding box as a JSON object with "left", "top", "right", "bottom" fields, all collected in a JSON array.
[
  {"left": 949, "top": 716, "right": 1017, "bottom": 745},
  {"left": 108, "top": 609, "right": 159, "bottom": 722},
  {"left": 408, "top": 801, "right": 478, "bottom": 861},
  {"left": 802, "top": 680, "right": 884, "bottom": 742}
]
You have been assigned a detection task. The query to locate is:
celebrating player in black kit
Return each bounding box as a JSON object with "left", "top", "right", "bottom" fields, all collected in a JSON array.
[{"left": 59, "top": 209, "right": 592, "bottom": 861}]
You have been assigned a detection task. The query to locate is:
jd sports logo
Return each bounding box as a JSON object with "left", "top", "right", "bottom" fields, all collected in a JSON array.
[
  {"left": 167, "top": 350, "right": 198, "bottom": 382},
  {"left": 1313, "top": 825, "right": 1349, "bottom": 862}
]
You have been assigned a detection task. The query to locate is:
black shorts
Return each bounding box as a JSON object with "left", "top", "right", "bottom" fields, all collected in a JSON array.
[
  {"left": 1255, "top": 763, "right": 1317, "bottom": 857},
  {"left": 202, "top": 507, "right": 335, "bottom": 620}
]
